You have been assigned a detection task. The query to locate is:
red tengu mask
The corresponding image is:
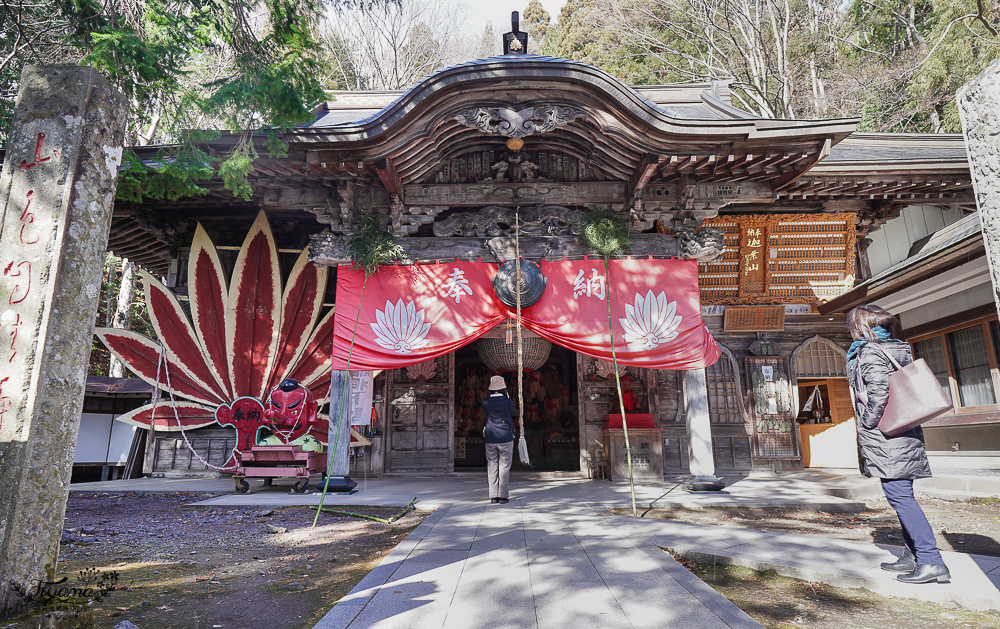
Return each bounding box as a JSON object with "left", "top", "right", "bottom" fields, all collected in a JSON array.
[{"left": 263, "top": 379, "right": 318, "bottom": 440}]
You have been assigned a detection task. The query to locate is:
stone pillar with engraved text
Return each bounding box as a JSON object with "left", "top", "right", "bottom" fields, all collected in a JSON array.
[{"left": 0, "top": 66, "right": 127, "bottom": 615}]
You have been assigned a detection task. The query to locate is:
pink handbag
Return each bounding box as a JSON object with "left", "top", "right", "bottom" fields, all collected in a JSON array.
[{"left": 858, "top": 343, "right": 953, "bottom": 437}]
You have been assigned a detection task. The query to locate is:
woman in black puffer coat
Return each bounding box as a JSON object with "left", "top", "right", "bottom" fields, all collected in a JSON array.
[{"left": 846, "top": 304, "right": 949, "bottom": 584}]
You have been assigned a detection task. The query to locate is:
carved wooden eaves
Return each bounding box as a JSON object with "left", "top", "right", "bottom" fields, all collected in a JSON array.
[{"left": 452, "top": 105, "right": 588, "bottom": 140}]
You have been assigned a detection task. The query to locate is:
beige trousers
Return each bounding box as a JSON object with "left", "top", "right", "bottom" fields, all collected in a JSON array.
[{"left": 485, "top": 441, "right": 514, "bottom": 499}]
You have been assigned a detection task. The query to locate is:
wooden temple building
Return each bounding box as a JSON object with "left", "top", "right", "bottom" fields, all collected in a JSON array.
[{"left": 101, "top": 28, "right": 991, "bottom": 479}]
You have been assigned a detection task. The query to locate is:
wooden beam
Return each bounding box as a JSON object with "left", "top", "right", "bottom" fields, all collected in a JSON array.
[
  {"left": 375, "top": 157, "right": 403, "bottom": 201},
  {"left": 628, "top": 153, "right": 661, "bottom": 199},
  {"left": 773, "top": 141, "right": 830, "bottom": 191},
  {"left": 817, "top": 237, "right": 986, "bottom": 314}
]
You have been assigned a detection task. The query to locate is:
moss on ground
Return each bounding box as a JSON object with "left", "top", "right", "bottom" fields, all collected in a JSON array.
[{"left": 670, "top": 552, "right": 1000, "bottom": 629}]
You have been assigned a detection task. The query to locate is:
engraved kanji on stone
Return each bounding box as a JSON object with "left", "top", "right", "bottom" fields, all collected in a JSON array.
[
  {"left": 18, "top": 132, "right": 60, "bottom": 171},
  {"left": 0, "top": 377, "right": 11, "bottom": 430},
  {"left": 2, "top": 313, "right": 22, "bottom": 362},
  {"left": 19, "top": 191, "right": 39, "bottom": 245},
  {"left": 3, "top": 261, "right": 32, "bottom": 304}
]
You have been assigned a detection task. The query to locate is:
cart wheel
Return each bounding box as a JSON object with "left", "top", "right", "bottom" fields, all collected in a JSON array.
[
  {"left": 235, "top": 478, "right": 250, "bottom": 494},
  {"left": 262, "top": 477, "right": 273, "bottom": 487},
  {"left": 293, "top": 478, "right": 309, "bottom": 494}
]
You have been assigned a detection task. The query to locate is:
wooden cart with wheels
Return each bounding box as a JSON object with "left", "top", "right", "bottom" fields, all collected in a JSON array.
[{"left": 232, "top": 445, "right": 326, "bottom": 493}]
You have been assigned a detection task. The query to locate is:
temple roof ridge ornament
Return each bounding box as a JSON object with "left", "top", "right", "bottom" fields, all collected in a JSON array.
[
  {"left": 453, "top": 104, "right": 588, "bottom": 139},
  {"left": 503, "top": 12, "right": 529, "bottom": 55}
]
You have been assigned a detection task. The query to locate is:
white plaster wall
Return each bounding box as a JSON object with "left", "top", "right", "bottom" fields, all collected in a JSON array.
[
  {"left": 73, "top": 414, "right": 135, "bottom": 464},
  {"left": 866, "top": 205, "right": 966, "bottom": 276}
]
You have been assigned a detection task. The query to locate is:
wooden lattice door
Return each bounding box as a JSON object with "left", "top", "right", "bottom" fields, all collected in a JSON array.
[
  {"left": 386, "top": 355, "right": 454, "bottom": 472},
  {"left": 745, "top": 356, "right": 800, "bottom": 460}
]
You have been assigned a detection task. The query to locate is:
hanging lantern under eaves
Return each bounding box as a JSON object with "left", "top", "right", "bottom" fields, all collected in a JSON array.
[{"left": 477, "top": 336, "right": 552, "bottom": 372}]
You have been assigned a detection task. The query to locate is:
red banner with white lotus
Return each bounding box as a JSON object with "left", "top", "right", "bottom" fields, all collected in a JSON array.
[
  {"left": 332, "top": 258, "right": 719, "bottom": 371},
  {"left": 332, "top": 261, "right": 507, "bottom": 370}
]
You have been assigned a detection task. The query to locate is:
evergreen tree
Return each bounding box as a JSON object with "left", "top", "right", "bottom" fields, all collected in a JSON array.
[
  {"left": 522, "top": 0, "right": 551, "bottom": 52},
  {"left": 1, "top": 0, "right": 398, "bottom": 200}
]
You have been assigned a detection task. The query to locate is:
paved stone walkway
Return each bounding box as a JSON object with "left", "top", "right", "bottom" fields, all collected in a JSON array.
[
  {"left": 610, "top": 515, "right": 1000, "bottom": 613},
  {"left": 313, "top": 500, "right": 763, "bottom": 629},
  {"left": 176, "top": 472, "right": 872, "bottom": 512}
]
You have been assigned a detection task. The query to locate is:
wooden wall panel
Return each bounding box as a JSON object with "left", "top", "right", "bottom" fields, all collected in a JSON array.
[{"left": 830, "top": 378, "right": 855, "bottom": 424}]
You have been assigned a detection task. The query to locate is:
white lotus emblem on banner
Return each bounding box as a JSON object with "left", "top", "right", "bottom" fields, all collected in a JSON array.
[
  {"left": 619, "top": 290, "right": 682, "bottom": 350},
  {"left": 371, "top": 299, "right": 431, "bottom": 354}
]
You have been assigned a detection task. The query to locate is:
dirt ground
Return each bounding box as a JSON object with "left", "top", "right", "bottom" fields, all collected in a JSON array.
[
  {"left": 2, "top": 492, "right": 427, "bottom": 629},
  {"left": 6, "top": 494, "right": 999, "bottom": 629},
  {"left": 634, "top": 498, "right": 1000, "bottom": 629},
  {"left": 670, "top": 553, "right": 1000, "bottom": 629},
  {"left": 630, "top": 496, "right": 1000, "bottom": 557}
]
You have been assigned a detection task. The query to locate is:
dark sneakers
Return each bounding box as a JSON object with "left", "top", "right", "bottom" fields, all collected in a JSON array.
[
  {"left": 880, "top": 549, "right": 916, "bottom": 573},
  {"left": 490, "top": 498, "right": 499, "bottom": 504},
  {"left": 897, "top": 563, "right": 951, "bottom": 584},
  {"left": 497, "top": 498, "right": 510, "bottom": 504}
]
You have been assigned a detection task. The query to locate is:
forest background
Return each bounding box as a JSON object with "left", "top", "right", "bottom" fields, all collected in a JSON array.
[{"left": 1, "top": 0, "right": 999, "bottom": 374}]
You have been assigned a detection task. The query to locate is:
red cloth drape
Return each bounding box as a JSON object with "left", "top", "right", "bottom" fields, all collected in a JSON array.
[
  {"left": 332, "top": 258, "right": 719, "bottom": 371},
  {"left": 332, "top": 261, "right": 505, "bottom": 371},
  {"left": 519, "top": 258, "right": 720, "bottom": 370}
]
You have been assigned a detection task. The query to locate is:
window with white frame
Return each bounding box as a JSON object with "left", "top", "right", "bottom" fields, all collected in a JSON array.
[{"left": 911, "top": 318, "right": 1000, "bottom": 411}]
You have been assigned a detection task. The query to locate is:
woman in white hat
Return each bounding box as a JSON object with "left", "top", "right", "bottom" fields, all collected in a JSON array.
[{"left": 483, "top": 374, "right": 517, "bottom": 504}]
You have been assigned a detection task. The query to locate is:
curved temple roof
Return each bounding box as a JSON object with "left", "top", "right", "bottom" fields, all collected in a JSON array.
[
  {"left": 289, "top": 54, "right": 858, "bottom": 188},
  {"left": 306, "top": 55, "right": 854, "bottom": 135}
]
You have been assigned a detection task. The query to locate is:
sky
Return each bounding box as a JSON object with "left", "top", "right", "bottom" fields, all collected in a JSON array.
[{"left": 458, "top": 0, "right": 568, "bottom": 37}]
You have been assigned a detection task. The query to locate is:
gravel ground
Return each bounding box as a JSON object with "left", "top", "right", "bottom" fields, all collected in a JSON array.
[
  {"left": 1, "top": 492, "right": 427, "bottom": 629},
  {"left": 671, "top": 553, "right": 1000, "bottom": 629},
  {"left": 640, "top": 497, "right": 1000, "bottom": 629}
]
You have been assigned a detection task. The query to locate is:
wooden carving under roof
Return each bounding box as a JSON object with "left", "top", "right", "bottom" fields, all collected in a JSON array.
[
  {"left": 424, "top": 148, "right": 610, "bottom": 185},
  {"left": 698, "top": 213, "right": 856, "bottom": 305}
]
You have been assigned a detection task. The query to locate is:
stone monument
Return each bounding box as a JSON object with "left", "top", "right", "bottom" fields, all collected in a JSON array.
[
  {"left": 0, "top": 66, "right": 127, "bottom": 615},
  {"left": 683, "top": 368, "right": 726, "bottom": 491},
  {"left": 959, "top": 59, "right": 1000, "bottom": 320}
]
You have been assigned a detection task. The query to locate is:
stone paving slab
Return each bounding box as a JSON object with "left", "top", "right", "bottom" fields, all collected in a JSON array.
[
  {"left": 72, "top": 473, "right": 869, "bottom": 511},
  {"left": 68, "top": 468, "right": 1000, "bottom": 501},
  {"left": 314, "top": 501, "right": 763, "bottom": 629},
  {"left": 442, "top": 546, "right": 535, "bottom": 629},
  {"left": 609, "top": 515, "right": 1000, "bottom": 612},
  {"left": 316, "top": 507, "right": 450, "bottom": 628}
]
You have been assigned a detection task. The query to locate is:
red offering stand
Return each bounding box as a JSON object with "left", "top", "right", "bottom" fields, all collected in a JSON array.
[
  {"left": 233, "top": 445, "right": 326, "bottom": 494},
  {"left": 604, "top": 413, "right": 655, "bottom": 430}
]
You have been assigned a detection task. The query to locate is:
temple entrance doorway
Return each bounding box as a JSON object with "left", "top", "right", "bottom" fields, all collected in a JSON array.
[{"left": 453, "top": 335, "right": 580, "bottom": 472}]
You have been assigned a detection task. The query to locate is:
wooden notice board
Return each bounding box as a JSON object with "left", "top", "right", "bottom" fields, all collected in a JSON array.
[{"left": 699, "top": 213, "right": 856, "bottom": 305}]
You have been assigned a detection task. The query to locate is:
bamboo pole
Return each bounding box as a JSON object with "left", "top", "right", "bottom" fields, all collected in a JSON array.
[{"left": 602, "top": 258, "right": 638, "bottom": 517}]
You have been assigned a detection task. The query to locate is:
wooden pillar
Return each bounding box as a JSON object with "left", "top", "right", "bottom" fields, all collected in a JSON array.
[
  {"left": 0, "top": 65, "right": 127, "bottom": 614},
  {"left": 959, "top": 59, "right": 1000, "bottom": 320},
  {"left": 682, "top": 368, "right": 725, "bottom": 491},
  {"left": 324, "top": 371, "right": 356, "bottom": 492}
]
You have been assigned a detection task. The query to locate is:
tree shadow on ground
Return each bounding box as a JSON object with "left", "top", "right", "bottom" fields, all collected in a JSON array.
[{"left": 941, "top": 532, "right": 1000, "bottom": 557}]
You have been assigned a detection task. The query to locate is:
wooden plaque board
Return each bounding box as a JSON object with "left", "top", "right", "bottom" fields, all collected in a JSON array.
[{"left": 723, "top": 306, "right": 786, "bottom": 332}]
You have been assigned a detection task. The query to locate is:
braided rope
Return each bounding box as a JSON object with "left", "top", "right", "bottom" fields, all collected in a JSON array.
[
  {"left": 156, "top": 347, "right": 238, "bottom": 472},
  {"left": 515, "top": 208, "right": 528, "bottom": 465}
]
